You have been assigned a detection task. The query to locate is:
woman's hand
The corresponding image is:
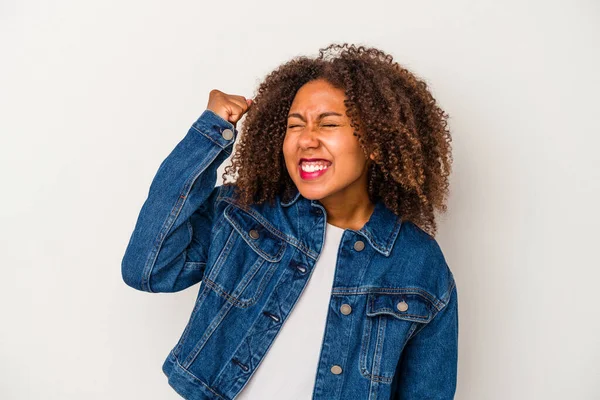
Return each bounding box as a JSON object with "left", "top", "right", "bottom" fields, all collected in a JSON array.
[{"left": 207, "top": 89, "right": 253, "bottom": 127}]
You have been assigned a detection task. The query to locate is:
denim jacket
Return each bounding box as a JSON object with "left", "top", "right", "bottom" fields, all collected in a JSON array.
[{"left": 121, "top": 109, "right": 459, "bottom": 400}]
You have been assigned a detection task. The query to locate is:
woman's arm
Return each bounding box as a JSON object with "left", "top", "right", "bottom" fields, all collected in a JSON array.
[
  {"left": 121, "top": 96, "right": 247, "bottom": 293},
  {"left": 392, "top": 282, "right": 459, "bottom": 399}
]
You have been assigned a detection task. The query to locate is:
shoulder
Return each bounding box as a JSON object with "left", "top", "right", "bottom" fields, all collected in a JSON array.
[
  {"left": 215, "top": 183, "right": 237, "bottom": 200},
  {"left": 393, "top": 220, "right": 456, "bottom": 309},
  {"left": 212, "top": 184, "right": 286, "bottom": 229},
  {"left": 215, "top": 183, "right": 285, "bottom": 214}
]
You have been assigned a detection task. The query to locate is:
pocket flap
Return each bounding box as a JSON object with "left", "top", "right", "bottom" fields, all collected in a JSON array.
[
  {"left": 366, "top": 292, "right": 433, "bottom": 323},
  {"left": 224, "top": 204, "right": 286, "bottom": 262}
]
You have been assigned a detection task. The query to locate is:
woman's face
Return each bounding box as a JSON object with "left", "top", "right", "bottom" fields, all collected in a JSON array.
[{"left": 283, "top": 79, "right": 371, "bottom": 204}]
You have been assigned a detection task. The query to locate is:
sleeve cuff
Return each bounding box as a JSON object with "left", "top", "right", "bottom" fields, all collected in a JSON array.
[{"left": 191, "top": 109, "right": 238, "bottom": 149}]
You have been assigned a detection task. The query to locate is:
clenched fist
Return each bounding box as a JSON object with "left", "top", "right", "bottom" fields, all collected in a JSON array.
[{"left": 207, "top": 89, "right": 253, "bottom": 127}]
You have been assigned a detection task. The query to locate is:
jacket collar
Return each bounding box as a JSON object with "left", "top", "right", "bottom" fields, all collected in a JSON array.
[{"left": 280, "top": 187, "right": 402, "bottom": 257}]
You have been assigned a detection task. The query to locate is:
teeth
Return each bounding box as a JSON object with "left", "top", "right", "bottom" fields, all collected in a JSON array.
[{"left": 300, "top": 161, "right": 330, "bottom": 173}]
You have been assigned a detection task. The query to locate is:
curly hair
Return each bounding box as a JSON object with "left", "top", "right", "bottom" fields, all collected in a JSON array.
[{"left": 222, "top": 43, "right": 453, "bottom": 237}]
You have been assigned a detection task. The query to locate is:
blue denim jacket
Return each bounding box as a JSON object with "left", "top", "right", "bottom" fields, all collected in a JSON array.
[{"left": 121, "top": 109, "right": 459, "bottom": 400}]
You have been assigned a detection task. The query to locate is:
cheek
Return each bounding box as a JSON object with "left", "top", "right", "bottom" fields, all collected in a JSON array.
[
  {"left": 282, "top": 137, "right": 294, "bottom": 168},
  {"left": 331, "top": 139, "right": 365, "bottom": 165},
  {"left": 335, "top": 149, "right": 367, "bottom": 177}
]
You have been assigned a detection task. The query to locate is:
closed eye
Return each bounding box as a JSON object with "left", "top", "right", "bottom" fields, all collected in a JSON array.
[{"left": 287, "top": 124, "right": 339, "bottom": 128}]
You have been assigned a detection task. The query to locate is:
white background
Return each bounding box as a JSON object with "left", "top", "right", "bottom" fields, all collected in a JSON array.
[{"left": 1, "top": 1, "right": 599, "bottom": 399}]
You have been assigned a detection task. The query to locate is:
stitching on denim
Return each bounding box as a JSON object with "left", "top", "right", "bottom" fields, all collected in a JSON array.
[
  {"left": 203, "top": 215, "right": 279, "bottom": 308},
  {"left": 142, "top": 153, "right": 216, "bottom": 292},
  {"left": 356, "top": 215, "right": 402, "bottom": 257},
  {"left": 182, "top": 262, "right": 206, "bottom": 271},
  {"left": 359, "top": 303, "right": 372, "bottom": 379},
  {"left": 405, "top": 321, "right": 421, "bottom": 341},
  {"left": 186, "top": 219, "right": 193, "bottom": 241},
  {"left": 217, "top": 197, "right": 319, "bottom": 260},
  {"left": 383, "top": 217, "right": 403, "bottom": 253},
  {"left": 203, "top": 225, "right": 236, "bottom": 284},
  {"left": 173, "top": 283, "right": 211, "bottom": 357},
  {"left": 366, "top": 294, "right": 432, "bottom": 323},
  {"left": 367, "top": 308, "right": 431, "bottom": 323},
  {"left": 228, "top": 198, "right": 316, "bottom": 258},
  {"left": 182, "top": 293, "right": 234, "bottom": 368},
  {"left": 240, "top": 260, "right": 278, "bottom": 306},
  {"left": 171, "top": 354, "right": 227, "bottom": 400},
  {"left": 361, "top": 370, "right": 394, "bottom": 383},
  {"left": 440, "top": 276, "right": 457, "bottom": 307},
  {"left": 427, "top": 279, "right": 457, "bottom": 323},
  {"left": 360, "top": 295, "right": 429, "bottom": 384},
  {"left": 332, "top": 287, "right": 443, "bottom": 311},
  {"left": 224, "top": 205, "right": 286, "bottom": 262},
  {"left": 204, "top": 278, "right": 262, "bottom": 309},
  {"left": 373, "top": 313, "right": 386, "bottom": 379},
  {"left": 359, "top": 297, "right": 394, "bottom": 383},
  {"left": 213, "top": 256, "right": 277, "bottom": 308},
  {"left": 361, "top": 368, "right": 394, "bottom": 384},
  {"left": 191, "top": 125, "right": 232, "bottom": 156},
  {"left": 230, "top": 257, "right": 265, "bottom": 300},
  {"left": 358, "top": 227, "right": 389, "bottom": 256},
  {"left": 411, "top": 320, "right": 429, "bottom": 337}
]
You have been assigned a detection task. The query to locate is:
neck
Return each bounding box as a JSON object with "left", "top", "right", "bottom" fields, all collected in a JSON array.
[{"left": 320, "top": 194, "right": 375, "bottom": 231}]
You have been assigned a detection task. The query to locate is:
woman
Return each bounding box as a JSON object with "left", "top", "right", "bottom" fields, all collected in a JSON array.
[{"left": 122, "top": 43, "right": 458, "bottom": 399}]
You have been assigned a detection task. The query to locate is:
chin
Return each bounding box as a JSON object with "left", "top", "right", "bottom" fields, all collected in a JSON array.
[{"left": 295, "top": 185, "right": 329, "bottom": 201}]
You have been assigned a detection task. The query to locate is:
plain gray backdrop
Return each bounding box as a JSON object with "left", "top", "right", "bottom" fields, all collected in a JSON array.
[{"left": 1, "top": 0, "right": 599, "bottom": 398}]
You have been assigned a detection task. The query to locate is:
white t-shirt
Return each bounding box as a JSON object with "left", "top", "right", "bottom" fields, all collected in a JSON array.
[{"left": 236, "top": 222, "right": 345, "bottom": 399}]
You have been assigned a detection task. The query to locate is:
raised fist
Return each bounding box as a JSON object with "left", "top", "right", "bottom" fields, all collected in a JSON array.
[{"left": 206, "top": 89, "right": 253, "bottom": 127}]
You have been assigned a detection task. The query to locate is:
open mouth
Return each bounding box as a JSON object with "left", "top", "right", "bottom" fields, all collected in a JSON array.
[
  {"left": 300, "top": 160, "right": 331, "bottom": 172},
  {"left": 298, "top": 159, "right": 332, "bottom": 180}
]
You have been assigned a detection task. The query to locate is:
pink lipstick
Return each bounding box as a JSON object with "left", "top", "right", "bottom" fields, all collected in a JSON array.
[{"left": 298, "top": 158, "right": 332, "bottom": 181}]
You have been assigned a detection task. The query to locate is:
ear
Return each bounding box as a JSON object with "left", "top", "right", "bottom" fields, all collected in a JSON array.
[
  {"left": 366, "top": 154, "right": 375, "bottom": 168},
  {"left": 369, "top": 149, "right": 380, "bottom": 161}
]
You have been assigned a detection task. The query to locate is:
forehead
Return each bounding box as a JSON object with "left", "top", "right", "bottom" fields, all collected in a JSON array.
[{"left": 289, "top": 79, "right": 347, "bottom": 113}]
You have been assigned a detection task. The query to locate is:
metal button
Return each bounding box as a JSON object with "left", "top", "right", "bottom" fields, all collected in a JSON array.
[
  {"left": 221, "top": 128, "right": 234, "bottom": 140},
  {"left": 353, "top": 240, "right": 365, "bottom": 251},
  {"left": 330, "top": 365, "right": 343, "bottom": 375},
  {"left": 340, "top": 304, "right": 352, "bottom": 315},
  {"left": 396, "top": 301, "right": 409, "bottom": 312},
  {"left": 296, "top": 264, "right": 307, "bottom": 273},
  {"left": 249, "top": 229, "right": 259, "bottom": 239}
]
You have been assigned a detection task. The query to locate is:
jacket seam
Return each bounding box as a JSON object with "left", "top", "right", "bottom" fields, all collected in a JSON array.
[
  {"left": 412, "top": 279, "right": 457, "bottom": 337},
  {"left": 141, "top": 146, "right": 221, "bottom": 293},
  {"left": 223, "top": 204, "right": 287, "bottom": 262},
  {"left": 217, "top": 197, "right": 319, "bottom": 260},
  {"left": 170, "top": 352, "right": 228, "bottom": 400},
  {"left": 332, "top": 287, "right": 445, "bottom": 311},
  {"left": 191, "top": 125, "right": 233, "bottom": 155}
]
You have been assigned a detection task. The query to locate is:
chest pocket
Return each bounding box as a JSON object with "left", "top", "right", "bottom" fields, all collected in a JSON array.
[
  {"left": 360, "top": 291, "right": 434, "bottom": 383},
  {"left": 205, "top": 203, "right": 286, "bottom": 308}
]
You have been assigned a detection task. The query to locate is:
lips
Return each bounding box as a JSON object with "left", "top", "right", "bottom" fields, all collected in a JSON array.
[{"left": 298, "top": 158, "right": 332, "bottom": 180}]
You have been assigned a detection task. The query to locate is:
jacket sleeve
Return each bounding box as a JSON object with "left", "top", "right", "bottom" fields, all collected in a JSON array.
[
  {"left": 392, "top": 281, "right": 459, "bottom": 399},
  {"left": 121, "top": 109, "right": 237, "bottom": 293}
]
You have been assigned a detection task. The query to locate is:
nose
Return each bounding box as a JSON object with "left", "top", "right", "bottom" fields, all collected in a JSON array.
[{"left": 297, "top": 126, "right": 320, "bottom": 150}]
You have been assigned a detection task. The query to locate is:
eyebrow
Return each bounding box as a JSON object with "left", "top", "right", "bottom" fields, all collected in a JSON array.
[{"left": 287, "top": 112, "right": 343, "bottom": 122}]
